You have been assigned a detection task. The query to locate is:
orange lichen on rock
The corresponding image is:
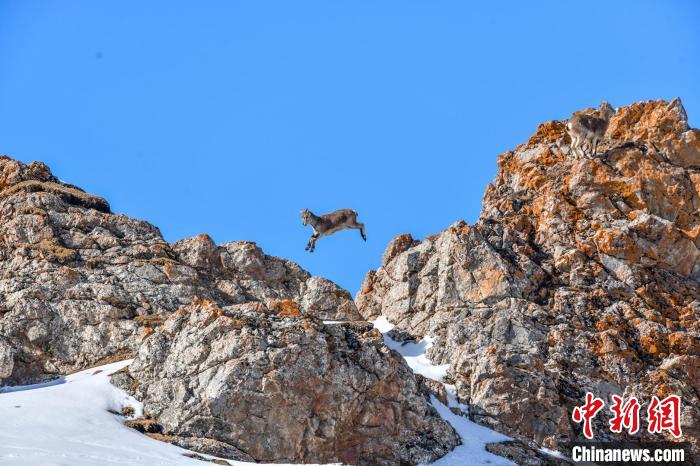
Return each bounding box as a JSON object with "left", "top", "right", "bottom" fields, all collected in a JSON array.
[
  {"left": 527, "top": 120, "right": 569, "bottom": 147},
  {"left": 593, "top": 228, "right": 640, "bottom": 262},
  {"left": 668, "top": 332, "right": 700, "bottom": 355},
  {"left": 640, "top": 334, "right": 668, "bottom": 357},
  {"left": 184, "top": 298, "right": 224, "bottom": 326},
  {"left": 270, "top": 299, "right": 302, "bottom": 318}
]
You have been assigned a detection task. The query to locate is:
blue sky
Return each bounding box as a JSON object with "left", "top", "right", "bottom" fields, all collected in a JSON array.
[{"left": 1, "top": 1, "right": 698, "bottom": 294}]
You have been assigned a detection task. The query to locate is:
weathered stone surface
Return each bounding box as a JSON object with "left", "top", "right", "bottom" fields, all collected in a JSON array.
[
  {"left": 485, "top": 440, "right": 572, "bottom": 466},
  {"left": 0, "top": 156, "right": 360, "bottom": 385},
  {"left": 166, "top": 436, "right": 254, "bottom": 463},
  {"left": 117, "top": 300, "right": 460, "bottom": 465},
  {"left": 356, "top": 99, "right": 700, "bottom": 456}
]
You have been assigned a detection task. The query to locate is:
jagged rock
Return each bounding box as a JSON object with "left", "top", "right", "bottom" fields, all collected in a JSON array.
[
  {"left": 356, "top": 99, "right": 700, "bottom": 457},
  {"left": 0, "top": 156, "right": 361, "bottom": 385},
  {"left": 301, "top": 276, "right": 362, "bottom": 321},
  {"left": 486, "top": 441, "right": 572, "bottom": 465},
  {"left": 386, "top": 328, "right": 418, "bottom": 344},
  {"left": 0, "top": 155, "right": 454, "bottom": 465},
  {"left": 125, "top": 417, "right": 163, "bottom": 434},
  {"left": 415, "top": 373, "right": 449, "bottom": 406},
  {"left": 166, "top": 436, "right": 254, "bottom": 463},
  {"left": 117, "top": 300, "right": 460, "bottom": 466}
]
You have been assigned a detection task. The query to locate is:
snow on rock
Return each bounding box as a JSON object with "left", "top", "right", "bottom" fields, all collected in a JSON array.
[
  {"left": 373, "top": 317, "right": 449, "bottom": 382},
  {"left": 371, "top": 318, "right": 515, "bottom": 465},
  {"left": 0, "top": 360, "right": 334, "bottom": 466},
  {"left": 430, "top": 399, "right": 513, "bottom": 466}
]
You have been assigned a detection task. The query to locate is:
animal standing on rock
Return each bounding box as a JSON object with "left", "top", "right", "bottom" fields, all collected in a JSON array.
[
  {"left": 301, "top": 208, "right": 366, "bottom": 252},
  {"left": 566, "top": 101, "right": 615, "bottom": 158}
]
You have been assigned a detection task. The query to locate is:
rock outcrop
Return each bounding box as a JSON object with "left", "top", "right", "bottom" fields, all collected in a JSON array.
[
  {"left": 115, "top": 300, "right": 459, "bottom": 465},
  {"left": 0, "top": 156, "right": 361, "bottom": 386},
  {"left": 357, "top": 99, "right": 700, "bottom": 455},
  {"left": 0, "top": 155, "right": 459, "bottom": 466}
]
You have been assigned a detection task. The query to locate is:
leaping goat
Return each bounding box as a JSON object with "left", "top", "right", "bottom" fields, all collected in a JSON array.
[{"left": 301, "top": 208, "right": 366, "bottom": 252}]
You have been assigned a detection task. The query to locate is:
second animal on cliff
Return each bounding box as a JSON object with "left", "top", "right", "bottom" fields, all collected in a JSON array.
[
  {"left": 566, "top": 101, "right": 615, "bottom": 159},
  {"left": 301, "top": 208, "right": 366, "bottom": 252}
]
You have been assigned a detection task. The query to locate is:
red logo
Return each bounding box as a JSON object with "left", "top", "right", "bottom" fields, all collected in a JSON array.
[
  {"left": 609, "top": 395, "right": 640, "bottom": 435},
  {"left": 572, "top": 393, "right": 683, "bottom": 439},
  {"left": 647, "top": 395, "right": 682, "bottom": 438},
  {"left": 572, "top": 392, "right": 605, "bottom": 439}
]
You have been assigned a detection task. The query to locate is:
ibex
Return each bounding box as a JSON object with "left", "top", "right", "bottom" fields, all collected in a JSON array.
[
  {"left": 566, "top": 102, "right": 615, "bottom": 159},
  {"left": 301, "top": 208, "right": 366, "bottom": 252}
]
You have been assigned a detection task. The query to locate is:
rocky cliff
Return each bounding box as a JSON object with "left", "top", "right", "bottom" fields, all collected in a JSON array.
[
  {"left": 0, "top": 157, "right": 362, "bottom": 386},
  {"left": 357, "top": 99, "right": 700, "bottom": 455},
  {"left": 0, "top": 156, "right": 459, "bottom": 464}
]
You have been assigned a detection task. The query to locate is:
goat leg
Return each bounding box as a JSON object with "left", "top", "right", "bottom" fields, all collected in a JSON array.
[{"left": 350, "top": 222, "right": 366, "bottom": 241}]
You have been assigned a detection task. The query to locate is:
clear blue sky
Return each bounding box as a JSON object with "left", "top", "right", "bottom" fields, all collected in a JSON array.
[{"left": 1, "top": 1, "right": 698, "bottom": 294}]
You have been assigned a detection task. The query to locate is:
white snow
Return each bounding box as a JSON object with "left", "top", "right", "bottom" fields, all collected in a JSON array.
[
  {"left": 430, "top": 398, "right": 513, "bottom": 466},
  {"left": 540, "top": 447, "right": 568, "bottom": 460},
  {"left": 373, "top": 316, "right": 450, "bottom": 382},
  {"left": 0, "top": 360, "right": 335, "bottom": 466},
  {"left": 372, "top": 316, "right": 516, "bottom": 465}
]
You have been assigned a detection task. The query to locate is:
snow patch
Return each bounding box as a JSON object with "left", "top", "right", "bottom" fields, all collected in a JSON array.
[
  {"left": 371, "top": 317, "right": 515, "bottom": 465},
  {"left": 430, "top": 397, "right": 513, "bottom": 466}
]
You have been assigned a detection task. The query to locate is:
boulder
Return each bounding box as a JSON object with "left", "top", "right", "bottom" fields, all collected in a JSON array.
[{"left": 117, "top": 300, "right": 460, "bottom": 465}]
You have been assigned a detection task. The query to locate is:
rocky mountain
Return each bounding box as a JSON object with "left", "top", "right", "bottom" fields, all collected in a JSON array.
[
  {"left": 0, "top": 155, "right": 458, "bottom": 465},
  {"left": 2, "top": 98, "right": 697, "bottom": 465},
  {"left": 357, "top": 99, "right": 700, "bottom": 456},
  {"left": 0, "top": 157, "right": 360, "bottom": 386}
]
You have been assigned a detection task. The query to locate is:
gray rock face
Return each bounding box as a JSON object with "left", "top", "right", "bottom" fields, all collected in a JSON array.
[
  {"left": 356, "top": 100, "right": 700, "bottom": 456},
  {"left": 0, "top": 155, "right": 458, "bottom": 466},
  {"left": 117, "top": 300, "right": 460, "bottom": 465},
  {"left": 0, "top": 156, "right": 361, "bottom": 385}
]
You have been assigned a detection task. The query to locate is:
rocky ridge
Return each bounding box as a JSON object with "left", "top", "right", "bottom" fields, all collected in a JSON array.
[
  {"left": 0, "top": 157, "right": 360, "bottom": 386},
  {"left": 0, "top": 155, "right": 460, "bottom": 465},
  {"left": 357, "top": 99, "right": 700, "bottom": 456}
]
